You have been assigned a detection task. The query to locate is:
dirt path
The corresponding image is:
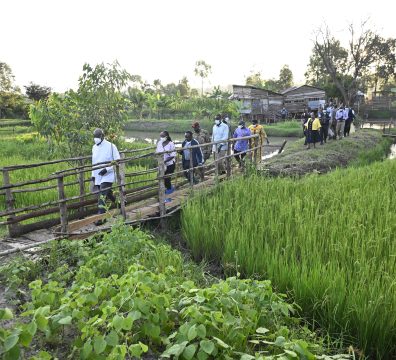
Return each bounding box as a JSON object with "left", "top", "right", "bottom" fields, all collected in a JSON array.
[{"left": 260, "top": 129, "right": 385, "bottom": 176}]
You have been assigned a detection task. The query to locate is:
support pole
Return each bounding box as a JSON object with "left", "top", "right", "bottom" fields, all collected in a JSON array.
[
  {"left": 2, "top": 169, "right": 18, "bottom": 237},
  {"left": 115, "top": 159, "right": 127, "bottom": 220},
  {"left": 226, "top": 140, "right": 232, "bottom": 178},
  {"left": 77, "top": 159, "right": 85, "bottom": 215},
  {"left": 157, "top": 155, "right": 166, "bottom": 222},
  {"left": 189, "top": 148, "right": 194, "bottom": 188},
  {"left": 57, "top": 176, "right": 68, "bottom": 234}
]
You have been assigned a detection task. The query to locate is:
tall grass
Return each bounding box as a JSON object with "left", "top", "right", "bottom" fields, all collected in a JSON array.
[{"left": 181, "top": 160, "right": 396, "bottom": 359}]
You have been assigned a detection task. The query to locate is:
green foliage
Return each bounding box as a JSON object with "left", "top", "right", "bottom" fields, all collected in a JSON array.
[
  {"left": 24, "top": 83, "right": 51, "bottom": 102},
  {"left": 0, "top": 224, "right": 347, "bottom": 359},
  {"left": 30, "top": 61, "right": 131, "bottom": 156},
  {"left": 182, "top": 160, "right": 396, "bottom": 359}
]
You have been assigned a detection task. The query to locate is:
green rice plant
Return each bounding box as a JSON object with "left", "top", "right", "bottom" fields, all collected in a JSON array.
[{"left": 181, "top": 160, "right": 396, "bottom": 359}]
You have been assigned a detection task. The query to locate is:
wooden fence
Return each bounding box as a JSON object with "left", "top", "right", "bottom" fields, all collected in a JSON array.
[{"left": 0, "top": 135, "right": 261, "bottom": 238}]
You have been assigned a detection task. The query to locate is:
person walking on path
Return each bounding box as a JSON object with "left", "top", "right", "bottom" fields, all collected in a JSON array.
[
  {"left": 344, "top": 107, "right": 355, "bottom": 137},
  {"left": 248, "top": 119, "right": 269, "bottom": 160},
  {"left": 192, "top": 121, "right": 211, "bottom": 180},
  {"left": 180, "top": 131, "right": 204, "bottom": 184},
  {"left": 305, "top": 112, "right": 321, "bottom": 149},
  {"left": 155, "top": 131, "right": 176, "bottom": 200},
  {"left": 212, "top": 114, "right": 229, "bottom": 174},
  {"left": 233, "top": 120, "right": 251, "bottom": 168},
  {"left": 336, "top": 106, "right": 345, "bottom": 139},
  {"left": 91, "top": 128, "right": 120, "bottom": 225}
]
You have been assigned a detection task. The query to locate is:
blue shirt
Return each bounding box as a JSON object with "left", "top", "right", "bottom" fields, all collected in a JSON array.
[{"left": 233, "top": 127, "right": 251, "bottom": 152}]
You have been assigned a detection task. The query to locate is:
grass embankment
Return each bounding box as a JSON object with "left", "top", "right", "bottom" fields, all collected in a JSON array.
[
  {"left": 263, "top": 129, "right": 391, "bottom": 176},
  {"left": 182, "top": 160, "right": 396, "bottom": 359},
  {"left": 125, "top": 119, "right": 302, "bottom": 137},
  {"left": 0, "top": 224, "right": 349, "bottom": 359}
]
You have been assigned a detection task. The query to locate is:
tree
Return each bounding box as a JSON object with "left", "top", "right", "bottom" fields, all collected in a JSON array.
[
  {"left": 0, "top": 62, "right": 27, "bottom": 118},
  {"left": 0, "top": 62, "right": 15, "bottom": 92},
  {"left": 194, "top": 60, "right": 211, "bottom": 96},
  {"left": 245, "top": 72, "right": 265, "bottom": 88},
  {"left": 24, "top": 82, "right": 51, "bottom": 101},
  {"left": 278, "top": 65, "right": 294, "bottom": 91},
  {"left": 30, "top": 61, "right": 131, "bottom": 156},
  {"left": 308, "top": 20, "right": 396, "bottom": 105}
]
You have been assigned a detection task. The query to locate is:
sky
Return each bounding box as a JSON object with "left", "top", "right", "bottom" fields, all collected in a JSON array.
[{"left": 1, "top": 0, "right": 395, "bottom": 93}]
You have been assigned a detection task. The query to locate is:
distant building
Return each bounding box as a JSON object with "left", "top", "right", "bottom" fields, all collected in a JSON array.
[
  {"left": 281, "top": 85, "right": 326, "bottom": 114},
  {"left": 231, "top": 84, "right": 326, "bottom": 121},
  {"left": 230, "top": 85, "right": 283, "bottom": 121}
]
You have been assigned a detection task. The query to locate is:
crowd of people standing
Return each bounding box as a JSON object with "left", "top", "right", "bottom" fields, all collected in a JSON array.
[{"left": 301, "top": 103, "right": 355, "bottom": 149}]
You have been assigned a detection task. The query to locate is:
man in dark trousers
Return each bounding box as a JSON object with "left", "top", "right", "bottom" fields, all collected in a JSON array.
[
  {"left": 179, "top": 131, "right": 204, "bottom": 184},
  {"left": 91, "top": 128, "right": 120, "bottom": 225}
]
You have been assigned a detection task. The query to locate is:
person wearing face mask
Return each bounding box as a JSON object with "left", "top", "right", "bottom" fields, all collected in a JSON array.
[
  {"left": 233, "top": 120, "right": 251, "bottom": 168},
  {"left": 248, "top": 119, "right": 269, "bottom": 160},
  {"left": 212, "top": 114, "right": 229, "bottom": 174},
  {"left": 91, "top": 128, "right": 120, "bottom": 225},
  {"left": 179, "top": 131, "right": 203, "bottom": 184},
  {"left": 192, "top": 122, "right": 211, "bottom": 181},
  {"left": 155, "top": 131, "right": 176, "bottom": 200}
]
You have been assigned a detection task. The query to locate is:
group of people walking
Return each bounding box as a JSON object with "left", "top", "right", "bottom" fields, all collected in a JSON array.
[
  {"left": 302, "top": 103, "right": 355, "bottom": 149},
  {"left": 155, "top": 114, "right": 270, "bottom": 202},
  {"left": 90, "top": 103, "right": 356, "bottom": 219}
]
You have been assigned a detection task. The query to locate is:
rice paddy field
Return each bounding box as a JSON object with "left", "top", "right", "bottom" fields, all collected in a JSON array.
[{"left": 181, "top": 160, "right": 396, "bottom": 359}]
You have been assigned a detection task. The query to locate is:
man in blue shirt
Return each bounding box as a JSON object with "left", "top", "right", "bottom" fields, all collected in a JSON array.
[{"left": 233, "top": 120, "right": 251, "bottom": 168}]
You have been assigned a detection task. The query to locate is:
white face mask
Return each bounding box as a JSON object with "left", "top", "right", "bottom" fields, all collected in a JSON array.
[
  {"left": 94, "top": 137, "right": 102, "bottom": 145},
  {"left": 159, "top": 136, "right": 166, "bottom": 142},
  {"left": 238, "top": 125, "right": 243, "bottom": 129},
  {"left": 215, "top": 120, "right": 220, "bottom": 125}
]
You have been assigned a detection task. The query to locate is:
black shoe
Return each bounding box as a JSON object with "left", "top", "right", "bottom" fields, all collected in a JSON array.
[{"left": 94, "top": 219, "right": 107, "bottom": 226}]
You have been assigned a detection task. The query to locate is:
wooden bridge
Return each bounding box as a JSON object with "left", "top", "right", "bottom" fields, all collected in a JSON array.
[{"left": 0, "top": 135, "right": 283, "bottom": 257}]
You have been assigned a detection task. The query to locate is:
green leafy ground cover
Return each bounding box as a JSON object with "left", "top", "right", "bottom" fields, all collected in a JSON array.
[
  {"left": 0, "top": 224, "right": 349, "bottom": 359},
  {"left": 182, "top": 160, "right": 396, "bottom": 359}
]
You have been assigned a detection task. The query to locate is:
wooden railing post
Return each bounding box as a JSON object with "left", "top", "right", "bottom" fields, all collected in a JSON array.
[
  {"left": 157, "top": 155, "right": 166, "bottom": 220},
  {"left": 189, "top": 148, "right": 194, "bottom": 188},
  {"left": 226, "top": 140, "right": 232, "bottom": 178},
  {"left": 253, "top": 137, "right": 258, "bottom": 166},
  {"left": 57, "top": 176, "right": 68, "bottom": 234},
  {"left": 214, "top": 145, "right": 219, "bottom": 178},
  {"left": 77, "top": 159, "right": 85, "bottom": 215},
  {"left": 115, "top": 158, "right": 127, "bottom": 220},
  {"left": 2, "top": 169, "right": 18, "bottom": 237}
]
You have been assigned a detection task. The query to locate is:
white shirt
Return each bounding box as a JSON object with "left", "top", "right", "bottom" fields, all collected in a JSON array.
[
  {"left": 156, "top": 140, "right": 176, "bottom": 166},
  {"left": 343, "top": 108, "right": 349, "bottom": 120},
  {"left": 92, "top": 139, "right": 120, "bottom": 185},
  {"left": 212, "top": 122, "right": 229, "bottom": 150},
  {"left": 336, "top": 109, "right": 344, "bottom": 120}
]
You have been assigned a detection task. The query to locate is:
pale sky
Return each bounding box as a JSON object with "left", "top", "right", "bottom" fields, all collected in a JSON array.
[{"left": 2, "top": 0, "right": 395, "bottom": 93}]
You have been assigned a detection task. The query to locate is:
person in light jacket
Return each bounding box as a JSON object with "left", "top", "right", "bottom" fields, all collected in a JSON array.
[
  {"left": 91, "top": 128, "right": 120, "bottom": 225},
  {"left": 212, "top": 114, "right": 229, "bottom": 174},
  {"left": 179, "top": 131, "right": 204, "bottom": 184}
]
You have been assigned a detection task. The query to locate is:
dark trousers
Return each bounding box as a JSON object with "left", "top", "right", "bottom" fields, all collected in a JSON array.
[
  {"left": 164, "top": 163, "right": 175, "bottom": 190},
  {"left": 320, "top": 125, "right": 329, "bottom": 143},
  {"left": 234, "top": 149, "right": 246, "bottom": 166},
  {"left": 94, "top": 182, "right": 116, "bottom": 214},
  {"left": 344, "top": 120, "right": 351, "bottom": 136},
  {"left": 182, "top": 160, "right": 196, "bottom": 183}
]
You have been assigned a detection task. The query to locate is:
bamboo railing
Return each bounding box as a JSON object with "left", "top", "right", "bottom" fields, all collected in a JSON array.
[{"left": 0, "top": 135, "right": 262, "bottom": 237}]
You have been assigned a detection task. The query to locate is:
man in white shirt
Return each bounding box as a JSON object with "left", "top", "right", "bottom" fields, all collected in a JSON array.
[
  {"left": 212, "top": 114, "right": 229, "bottom": 174},
  {"left": 91, "top": 128, "right": 120, "bottom": 224},
  {"left": 335, "top": 106, "right": 345, "bottom": 140}
]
